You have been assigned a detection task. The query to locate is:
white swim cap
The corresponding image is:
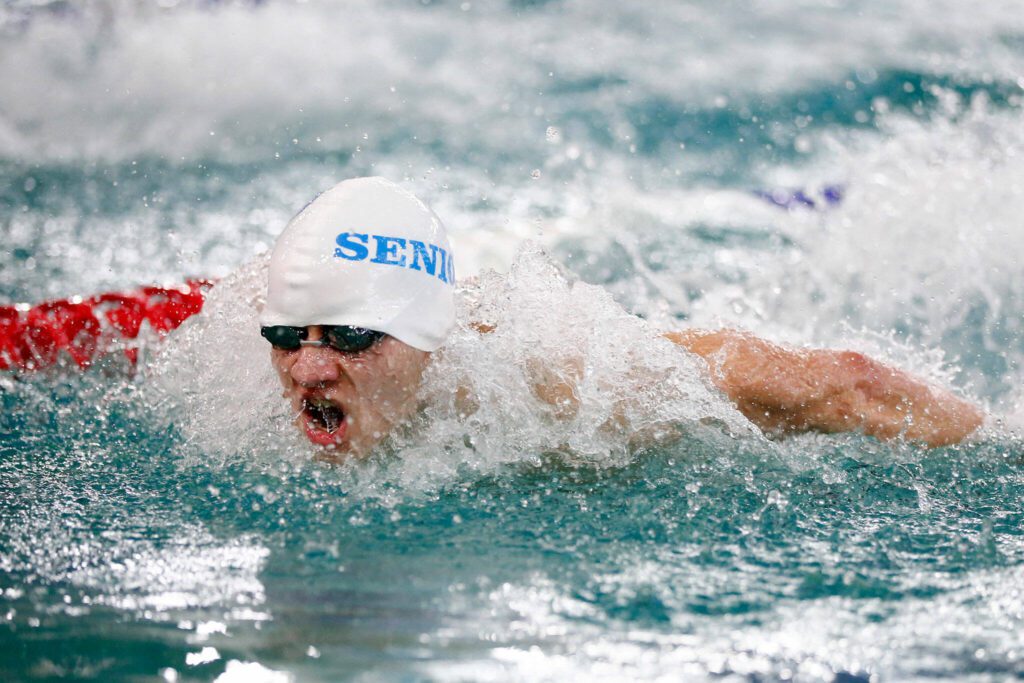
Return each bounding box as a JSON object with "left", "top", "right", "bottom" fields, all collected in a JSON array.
[{"left": 261, "top": 177, "right": 456, "bottom": 352}]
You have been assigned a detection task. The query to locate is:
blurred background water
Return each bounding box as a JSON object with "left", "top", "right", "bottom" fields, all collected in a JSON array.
[{"left": 2, "top": 0, "right": 1024, "bottom": 680}]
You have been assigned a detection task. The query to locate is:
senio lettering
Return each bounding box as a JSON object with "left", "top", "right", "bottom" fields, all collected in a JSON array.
[{"left": 334, "top": 232, "right": 455, "bottom": 284}]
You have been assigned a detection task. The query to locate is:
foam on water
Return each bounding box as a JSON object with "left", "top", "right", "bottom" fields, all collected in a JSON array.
[
  {"left": 419, "top": 561, "right": 1024, "bottom": 681},
  {"left": 692, "top": 99, "right": 1024, "bottom": 398},
  {"left": 2, "top": 0, "right": 1024, "bottom": 163},
  {"left": 543, "top": 100, "right": 1024, "bottom": 418}
]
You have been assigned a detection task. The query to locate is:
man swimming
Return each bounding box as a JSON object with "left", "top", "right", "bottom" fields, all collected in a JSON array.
[{"left": 260, "top": 177, "right": 984, "bottom": 458}]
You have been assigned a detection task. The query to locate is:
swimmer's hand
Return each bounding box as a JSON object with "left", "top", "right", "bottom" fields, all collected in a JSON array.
[{"left": 664, "top": 329, "right": 984, "bottom": 447}]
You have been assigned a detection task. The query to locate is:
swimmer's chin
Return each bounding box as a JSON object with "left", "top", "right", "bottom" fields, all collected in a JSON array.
[
  {"left": 301, "top": 423, "right": 401, "bottom": 465},
  {"left": 312, "top": 447, "right": 354, "bottom": 465},
  {"left": 297, "top": 420, "right": 386, "bottom": 465},
  {"left": 304, "top": 432, "right": 364, "bottom": 464}
]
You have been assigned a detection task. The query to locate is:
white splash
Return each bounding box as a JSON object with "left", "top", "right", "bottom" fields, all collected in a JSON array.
[
  {"left": 389, "top": 244, "right": 760, "bottom": 488},
  {"left": 690, "top": 99, "right": 1024, "bottom": 401},
  {"left": 144, "top": 253, "right": 305, "bottom": 464},
  {"left": 146, "top": 243, "right": 758, "bottom": 484}
]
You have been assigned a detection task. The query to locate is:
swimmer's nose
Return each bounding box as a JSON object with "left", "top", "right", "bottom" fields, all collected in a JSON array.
[{"left": 289, "top": 347, "right": 341, "bottom": 387}]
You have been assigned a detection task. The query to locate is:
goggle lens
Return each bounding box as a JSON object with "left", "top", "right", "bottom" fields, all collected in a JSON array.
[
  {"left": 260, "top": 325, "right": 384, "bottom": 353},
  {"left": 260, "top": 325, "right": 306, "bottom": 350},
  {"left": 323, "top": 325, "right": 384, "bottom": 352}
]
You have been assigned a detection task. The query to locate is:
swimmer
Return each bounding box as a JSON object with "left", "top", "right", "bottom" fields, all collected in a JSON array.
[{"left": 261, "top": 177, "right": 984, "bottom": 458}]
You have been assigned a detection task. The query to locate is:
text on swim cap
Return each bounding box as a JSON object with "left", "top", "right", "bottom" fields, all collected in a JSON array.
[{"left": 334, "top": 232, "right": 455, "bottom": 284}]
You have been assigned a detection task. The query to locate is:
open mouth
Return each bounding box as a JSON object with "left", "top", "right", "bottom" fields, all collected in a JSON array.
[
  {"left": 301, "top": 397, "right": 347, "bottom": 445},
  {"left": 304, "top": 398, "right": 343, "bottom": 432}
]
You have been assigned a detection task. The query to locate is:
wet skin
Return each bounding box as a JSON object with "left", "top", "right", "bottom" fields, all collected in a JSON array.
[
  {"left": 664, "top": 329, "right": 984, "bottom": 447},
  {"left": 270, "top": 326, "right": 430, "bottom": 459}
]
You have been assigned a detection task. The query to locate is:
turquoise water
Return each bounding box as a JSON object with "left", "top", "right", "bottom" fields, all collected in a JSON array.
[{"left": 3, "top": 1, "right": 1024, "bottom": 680}]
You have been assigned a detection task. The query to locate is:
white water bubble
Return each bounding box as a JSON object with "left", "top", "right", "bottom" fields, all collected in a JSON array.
[
  {"left": 214, "top": 661, "right": 292, "bottom": 683},
  {"left": 186, "top": 647, "right": 220, "bottom": 666}
]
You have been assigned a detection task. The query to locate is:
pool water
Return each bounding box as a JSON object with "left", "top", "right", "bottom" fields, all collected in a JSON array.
[{"left": 2, "top": 1, "right": 1024, "bottom": 680}]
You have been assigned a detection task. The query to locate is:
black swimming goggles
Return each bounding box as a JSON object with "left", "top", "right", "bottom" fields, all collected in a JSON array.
[{"left": 260, "top": 325, "right": 385, "bottom": 353}]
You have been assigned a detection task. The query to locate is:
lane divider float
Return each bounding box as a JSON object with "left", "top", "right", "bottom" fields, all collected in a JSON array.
[{"left": 0, "top": 280, "right": 213, "bottom": 372}]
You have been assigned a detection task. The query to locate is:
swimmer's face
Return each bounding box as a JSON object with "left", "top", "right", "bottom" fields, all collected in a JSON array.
[{"left": 269, "top": 326, "right": 430, "bottom": 460}]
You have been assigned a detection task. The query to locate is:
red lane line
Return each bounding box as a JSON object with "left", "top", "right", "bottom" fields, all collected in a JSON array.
[{"left": 0, "top": 280, "right": 215, "bottom": 372}]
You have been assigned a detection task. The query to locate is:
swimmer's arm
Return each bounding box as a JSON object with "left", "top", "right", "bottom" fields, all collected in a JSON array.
[{"left": 663, "top": 329, "right": 984, "bottom": 447}]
